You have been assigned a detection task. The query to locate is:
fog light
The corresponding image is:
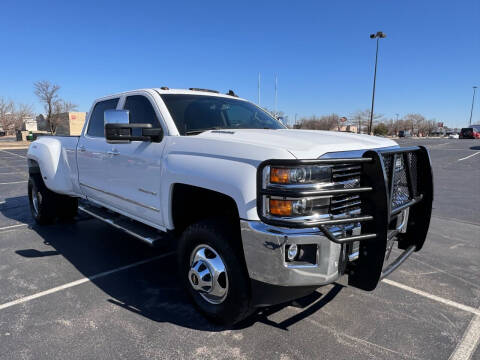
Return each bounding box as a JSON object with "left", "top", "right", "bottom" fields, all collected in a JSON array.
[{"left": 287, "top": 244, "right": 298, "bottom": 261}]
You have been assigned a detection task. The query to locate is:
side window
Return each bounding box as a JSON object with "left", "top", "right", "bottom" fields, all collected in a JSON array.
[
  {"left": 86, "top": 98, "right": 119, "bottom": 137},
  {"left": 123, "top": 95, "right": 160, "bottom": 127}
]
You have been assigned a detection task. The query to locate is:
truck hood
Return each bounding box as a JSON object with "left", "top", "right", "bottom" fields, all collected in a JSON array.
[{"left": 196, "top": 129, "right": 398, "bottom": 158}]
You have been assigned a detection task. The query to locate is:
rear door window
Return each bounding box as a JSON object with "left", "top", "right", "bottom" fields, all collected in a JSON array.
[{"left": 87, "top": 98, "right": 119, "bottom": 137}]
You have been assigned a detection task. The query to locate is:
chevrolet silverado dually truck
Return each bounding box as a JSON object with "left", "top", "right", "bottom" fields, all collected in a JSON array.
[{"left": 26, "top": 88, "right": 433, "bottom": 324}]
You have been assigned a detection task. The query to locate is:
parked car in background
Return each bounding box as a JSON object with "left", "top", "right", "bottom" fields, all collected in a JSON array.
[
  {"left": 460, "top": 126, "right": 480, "bottom": 139},
  {"left": 448, "top": 133, "right": 459, "bottom": 139},
  {"left": 398, "top": 130, "right": 412, "bottom": 138},
  {"left": 0, "top": 129, "right": 5, "bottom": 136}
]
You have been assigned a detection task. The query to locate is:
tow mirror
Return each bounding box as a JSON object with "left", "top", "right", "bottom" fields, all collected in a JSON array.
[
  {"left": 105, "top": 123, "right": 163, "bottom": 144},
  {"left": 104, "top": 110, "right": 163, "bottom": 144},
  {"left": 104, "top": 109, "right": 130, "bottom": 125}
]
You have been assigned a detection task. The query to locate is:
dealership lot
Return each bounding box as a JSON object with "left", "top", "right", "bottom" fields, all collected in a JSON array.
[{"left": 0, "top": 139, "right": 479, "bottom": 360}]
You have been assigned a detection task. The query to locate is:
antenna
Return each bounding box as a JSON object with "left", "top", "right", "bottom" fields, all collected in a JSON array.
[
  {"left": 258, "top": 72, "right": 261, "bottom": 106},
  {"left": 274, "top": 74, "right": 278, "bottom": 117}
]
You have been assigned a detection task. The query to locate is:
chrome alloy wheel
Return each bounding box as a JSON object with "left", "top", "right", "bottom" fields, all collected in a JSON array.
[
  {"left": 32, "top": 188, "right": 41, "bottom": 216},
  {"left": 188, "top": 244, "right": 229, "bottom": 304}
]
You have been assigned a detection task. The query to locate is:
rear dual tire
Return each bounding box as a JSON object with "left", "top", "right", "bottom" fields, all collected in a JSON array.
[{"left": 28, "top": 174, "right": 78, "bottom": 225}]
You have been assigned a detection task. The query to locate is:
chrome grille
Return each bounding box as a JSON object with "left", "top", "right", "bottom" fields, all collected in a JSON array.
[{"left": 330, "top": 164, "right": 362, "bottom": 217}]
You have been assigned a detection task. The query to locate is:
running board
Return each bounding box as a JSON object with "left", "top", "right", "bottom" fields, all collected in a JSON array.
[{"left": 78, "top": 203, "right": 165, "bottom": 246}]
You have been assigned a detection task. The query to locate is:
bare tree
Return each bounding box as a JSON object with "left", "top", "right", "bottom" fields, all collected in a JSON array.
[
  {"left": 34, "top": 81, "right": 59, "bottom": 133},
  {"left": 351, "top": 109, "right": 384, "bottom": 134},
  {"left": 12, "top": 103, "right": 34, "bottom": 131},
  {"left": 34, "top": 81, "right": 77, "bottom": 134},
  {"left": 0, "top": 98, "right": 35, "bottom": 134},
  {"left": 0, "top": 97, "right": 15, "bottom": 134},
  {"left": 403, "top": 113, "right": 426, "bottom": 136},
  {"left": 298, "top": 114, "right": 341, "bottom": 131}
]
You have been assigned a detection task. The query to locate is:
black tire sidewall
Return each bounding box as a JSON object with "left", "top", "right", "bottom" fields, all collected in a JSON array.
[
  {"left": 28, "top": 175, "right": 55, "bottom": 224},
  {"left": 178, "top": 218, "right": 251, "bottom": 325}
]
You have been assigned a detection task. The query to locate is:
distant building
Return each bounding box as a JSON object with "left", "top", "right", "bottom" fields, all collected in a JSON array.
[
  {"left": 22, "top": 117, "right": 38, "bottom": 132},
  {"left": 54, "top": 112, "right": 87, "bottom": 136},
  {"left": 338, "top": 124, "right": 357, "bottom": 133}
]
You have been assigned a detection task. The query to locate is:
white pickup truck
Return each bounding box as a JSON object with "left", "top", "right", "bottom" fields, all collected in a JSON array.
[{"left": 27, "top": 88, "right": 433, "bottom": 324}]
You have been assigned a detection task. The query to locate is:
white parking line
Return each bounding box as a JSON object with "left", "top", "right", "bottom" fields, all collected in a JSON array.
[
  {"left": 0, "top": 180, "right": 28, "bottom": 185},
  {"left": 382, "top": 279, "right": 480, "bottom": 316},
  {"left": 0, "top": 149, "right": 27, "bottom": 159},
  {"left": 0, "top": 252, "right": 174, "bottom": 311},
  {"left": 0, "top": 223, "right": 29, "bottom": 231},
  {"left": 449, "top": 314, "right": 480, "bottom": 360},
  {"left": 458, "top": 152, "right": 480, "bottom": 161},
  {"left": 384, "top": 279, "right": 480, "bottom": 359}
]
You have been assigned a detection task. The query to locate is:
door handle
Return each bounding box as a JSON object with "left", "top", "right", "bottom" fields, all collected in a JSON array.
[
  {"left": 79, "top": 145, "right": 86, "bottom": 152},
  {"left": 107, "top": 149, "right": 120, "bottom": 156}
]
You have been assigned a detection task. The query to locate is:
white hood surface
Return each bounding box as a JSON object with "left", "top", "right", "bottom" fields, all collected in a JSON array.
[{"left": 197, "top": 129, "right": 398, "bottom": 159}]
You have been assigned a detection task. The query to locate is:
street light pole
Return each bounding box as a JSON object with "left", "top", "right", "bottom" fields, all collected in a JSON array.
[
  {"left": 368, "top": 31, "right": 386, "bottom": 135},
  {"left": 469, "top": 86, "right": 477, "bottom": 126}
]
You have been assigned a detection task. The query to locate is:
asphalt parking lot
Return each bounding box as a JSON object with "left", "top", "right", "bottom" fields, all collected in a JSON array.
[{"left": 0, "top": 138, "right": 479, "bottom": 360}]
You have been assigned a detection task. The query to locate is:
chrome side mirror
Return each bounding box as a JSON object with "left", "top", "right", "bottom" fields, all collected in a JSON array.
[
  {"left": 104, "top": 109, "right": 163, "bottom": 144},
  {"left": 104, "top": 109, "right": 130, "bottom": 125}
]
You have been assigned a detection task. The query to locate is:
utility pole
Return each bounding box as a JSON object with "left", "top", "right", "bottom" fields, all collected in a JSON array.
[
  {"left": 258, "top": 73, "right": 261, "bottom": 106},
  {"left": 469, "top": 86, "right": 478, "bottom": 126},
  {"left": 368, "top": 31, "right": 386, "bottom": 135}
]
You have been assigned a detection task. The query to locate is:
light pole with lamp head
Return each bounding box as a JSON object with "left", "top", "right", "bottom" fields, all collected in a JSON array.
[{"left": 368, "top": 31, "right": 386, "bottom": 135}]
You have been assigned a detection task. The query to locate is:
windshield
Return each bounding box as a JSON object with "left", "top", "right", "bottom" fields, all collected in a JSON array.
[{"left": 160, "top": 94, "right": 285, "bottom": 135}]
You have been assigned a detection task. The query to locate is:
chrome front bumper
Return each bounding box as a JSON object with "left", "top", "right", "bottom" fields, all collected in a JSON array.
[
  {"left": 240, "top": 220, "right": 344, "bottom": 287},
  {"left": 241, "top": 208, "right": 410, "bottom": 288}
]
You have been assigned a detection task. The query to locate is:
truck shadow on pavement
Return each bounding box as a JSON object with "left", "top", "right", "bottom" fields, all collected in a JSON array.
[
  {"left": 4, "top": 204, "right": 343, "bottom": 331},
  {"left": 0, "top": 196, "right": 31, "bottom": 225}
]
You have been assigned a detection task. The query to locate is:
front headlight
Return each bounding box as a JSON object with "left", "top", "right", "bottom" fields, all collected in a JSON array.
[
  {"left": 268, "top": 165, "right": 331, "bottom": 185},
  {"left": 268, "top": 197, "right": 330, "bottom": 218},
  {"left": 263, "top": 165, "right": 333, "bottom": 220}
]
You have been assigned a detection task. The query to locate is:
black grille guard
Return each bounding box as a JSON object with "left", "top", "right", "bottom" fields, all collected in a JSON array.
[{"left": 256, "top": 146, "right": 434, "bottom": 290}]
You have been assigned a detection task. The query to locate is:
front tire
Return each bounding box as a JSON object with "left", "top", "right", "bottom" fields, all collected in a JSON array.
[{"left": 178, "top": 218, "right": 252, "bottom": 325}]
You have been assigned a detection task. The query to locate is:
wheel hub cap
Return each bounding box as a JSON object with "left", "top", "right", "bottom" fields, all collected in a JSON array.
[
  {"left": 188, "top": 245, "right": 228, "bottom": 304},
  {"left": 32, "top": 189, "right": 40, "bottom": 215}
]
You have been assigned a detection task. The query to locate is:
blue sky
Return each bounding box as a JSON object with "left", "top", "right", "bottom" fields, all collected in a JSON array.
[{"left": 1, "top": 0, "right": 479, "bottom": 128}]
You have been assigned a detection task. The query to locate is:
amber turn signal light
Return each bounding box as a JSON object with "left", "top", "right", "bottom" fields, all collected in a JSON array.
[
  {"left": 270, "top": 168, "right": 290, "bottom": 184},
  {"left": 269, "top": 199, "right": 292, "bottom": 216}
]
